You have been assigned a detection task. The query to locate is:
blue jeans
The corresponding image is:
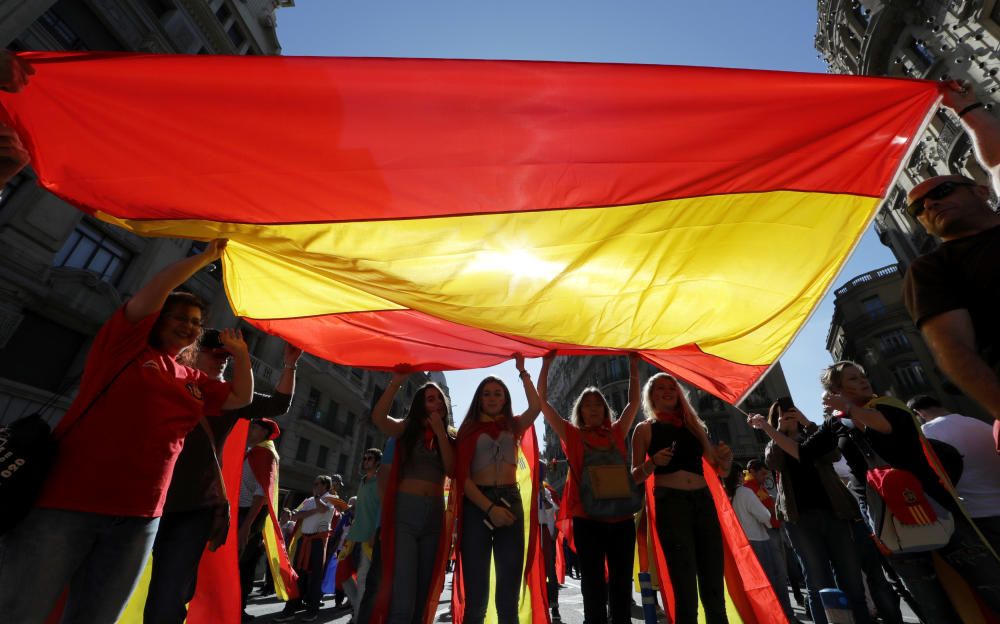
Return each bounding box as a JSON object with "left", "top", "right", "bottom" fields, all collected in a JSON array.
[
  {"left": 784, "top": 509, "right": 872, "bottom": 624},
  {"left": 389, "top": 492, "right": 444, "bottom": 624},
  {"left": 762, "top": 528, "right": 795, "bottom": 619},
  {"left": 0, "top": 507, "right": 159, "bottom": 624},
  {"left": 849, "top": 519, "right": 902, "bottom": 624}
]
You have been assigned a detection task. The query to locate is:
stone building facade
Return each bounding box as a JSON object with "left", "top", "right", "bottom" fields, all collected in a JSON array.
[
  {"left": 541, "top": 355, "right": 791, "bottom": 492},
  {"left": 816, "top": 1, "right": 1000, "bottom": 419},
  {"left": 0, "top": 0, "right": 424, "bottom": 499}
]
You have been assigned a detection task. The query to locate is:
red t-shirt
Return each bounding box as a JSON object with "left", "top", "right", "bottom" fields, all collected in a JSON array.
[
  {"left": 560, "top": 421, "right": 630, "bottom": 521},
  {"left": 36, "top": 306, "right": 230, "bottom": 517}
]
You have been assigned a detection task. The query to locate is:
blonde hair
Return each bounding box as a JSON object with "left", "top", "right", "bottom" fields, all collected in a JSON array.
[
  {"left": 641, "top": 373, "right": 707, "bottom": 431},
  {"left": 820, "top": 360, "right": 866, "bottom": 393}
]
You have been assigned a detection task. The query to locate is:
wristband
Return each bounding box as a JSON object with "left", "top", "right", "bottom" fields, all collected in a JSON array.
[
  {"left": 486, "top": 503, "right": 495, "bottom": 516},
  {"left": 519, "top": 370, "right": 530, "bottom": 379},
  {"left": 958, "top": 102, "right": 985, "bottom": 118},
  {"left": 643, "top": 459, "right": 654, "bottom": 475}
]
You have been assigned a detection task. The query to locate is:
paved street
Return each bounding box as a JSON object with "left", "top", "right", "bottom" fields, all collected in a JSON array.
[{"left": 244, "top": 573, "right": 919, "bottom": 623}]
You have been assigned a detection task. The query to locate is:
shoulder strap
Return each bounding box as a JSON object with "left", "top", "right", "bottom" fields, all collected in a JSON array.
[
  {"left": 56, "top": 355, "right": 137, "bottom": 442},
  {"left": 199, "top": 418, "right": 228, "bottom": 501},
  {"left": 843, "top": 425, "right": 890, "bottom": 471}
]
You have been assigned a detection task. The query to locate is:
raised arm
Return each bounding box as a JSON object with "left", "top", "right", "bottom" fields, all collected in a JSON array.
[
  {"left": 537, "top": 352, "right": 567, "bottom": 440},
  {"left": 0, "top": 53, "right": 32, "bottom": 186},
  {"left": 275, "top": 342, "right": 303, "bottom": 396},
  {"left": 822, "top": 393, "right": 891, "bottom": 434},
  {"left": 220, "top": 328, "right": 253, "bottom": 410},
  {"left": 615, "top": 353, "right": 642, "bottom": 432},
  {"left": 125, "top": 239, "right": 226, "bottom": 322},
  {"left": 513, "top": 354, "right": 542, "bottom": 436},
  {"left": 371, "top": 371, "right": 408, "bottom": 437},
  {"left": 748, "top": 413, "right": 800, "bottom": 461},
  {"left": 942, "top": 80, "right": 1000, "bottom": 188}
]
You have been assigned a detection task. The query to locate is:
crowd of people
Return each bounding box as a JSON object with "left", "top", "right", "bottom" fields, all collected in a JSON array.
[{"left": 2, "top": 51, "right": 1000, "bottom": 624}]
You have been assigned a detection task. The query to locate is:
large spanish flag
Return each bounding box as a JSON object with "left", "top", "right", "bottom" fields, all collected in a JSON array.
[{"left": 0, "top": 52, "right": 939, "bottom": 402}]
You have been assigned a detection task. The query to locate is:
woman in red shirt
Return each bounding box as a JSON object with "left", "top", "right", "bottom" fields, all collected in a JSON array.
[
  {"left": 0, "top": 239, "right": 253, "bottom": 624},
  {"left": 538, "top": 353, "right": 641, "bottom": 624}
]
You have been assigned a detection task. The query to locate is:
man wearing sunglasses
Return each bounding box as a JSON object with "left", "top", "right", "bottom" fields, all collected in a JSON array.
[{"left": 903, "top": 80, "right": 1000, "bottom": 446}]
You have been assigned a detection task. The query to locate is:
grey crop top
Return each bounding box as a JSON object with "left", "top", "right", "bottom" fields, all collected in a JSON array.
[
  {"left": 471, "top": 430, "right": 517, "bottom": 474},
  {"left": 401, "top": 442, "right": 445, "bottom": 483}
]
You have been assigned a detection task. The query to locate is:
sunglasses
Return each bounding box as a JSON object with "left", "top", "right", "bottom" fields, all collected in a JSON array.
[{"left": 907, "top": 181, "right": 973, "bottom": 218}]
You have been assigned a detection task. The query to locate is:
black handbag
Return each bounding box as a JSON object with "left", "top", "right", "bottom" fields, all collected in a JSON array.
[{"left": 0, "top": 359, "right": 133, "bottom": 535}]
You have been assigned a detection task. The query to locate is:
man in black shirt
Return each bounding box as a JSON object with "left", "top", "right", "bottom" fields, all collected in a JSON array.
[{"left": 902, "top": 81, "right": 1000, "bottom": 431}]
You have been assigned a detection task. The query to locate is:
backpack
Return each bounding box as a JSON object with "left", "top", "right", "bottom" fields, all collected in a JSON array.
[
  {"left": 845, "top": 426, "right": 954, "bottom": 554},
  {"left": 578, "top": 431, "right": 643, "bottom": 519}
]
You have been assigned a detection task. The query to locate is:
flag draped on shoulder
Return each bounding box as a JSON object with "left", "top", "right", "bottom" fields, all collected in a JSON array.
[
  {"left": 0, "top": 52, "right": 941, "bottom": 402},
  {"left": 249, "top": 440, "right": 298, "bottom": 602},
  {"left": 638, "top": 459, "right": 787, "bottom": 624},
  {"left": 452, "top": 422, "right": 548, "bottom": 624}
]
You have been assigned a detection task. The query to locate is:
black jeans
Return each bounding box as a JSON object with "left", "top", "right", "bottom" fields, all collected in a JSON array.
[
  {"left": 572, "top": 516, "right": 636, "bottom": 624},
  {"left": 283, "top": 537, "right": 326, "bottom": 614},
  {"left": 653, "top": 486, "right": 727, "bottom": 624},
  {"left": 460, "top": 485, "right": 524, "bottom": 624},
  {"left": 144, "top": 507, "right": 216, "bottom": 624},
  {"left": 237, "top": 506, "right": 267, "bottom": 610}
]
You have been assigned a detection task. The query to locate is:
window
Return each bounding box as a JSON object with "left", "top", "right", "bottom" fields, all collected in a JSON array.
[
  {"left": 215, "top": 3, "right": 231, "bottom": 23},
  {"left": 878, "top": 329, "right": 911, "bottom": 354},
  {"left": 227, "top": 23, "right": 245, "bottom": 48},
  {"left": 911, "top": 39, "right": 935, "bottom": 67},
  {"left": 317, "top": 445, "right": 329, "bottom": 468},
  {"left": 39, "top": 9, "right": 85, "bottom": 50},
  {"left": 295, "top": 438, "right": 311, "bottom": 462},
  {"left": 0, "top": 311, "right": 86, "bottom": 392},
  {"left": 303, "top": 388, "right": 321, "bottom": 421},
  {"left": 860, "top": 295, "right": 886, "bottom": 318},
  {"left": 892, "top": 361, "right": 927, "bottom": 390},
  {"left": 53, "top": 222, "right": 132, "bottom": 285},
  {"left": 337, "top": 454, "right": 348, "bottom": 475},
  {"left": 0, "top": 171, "right": 28, "bottom": 212}
]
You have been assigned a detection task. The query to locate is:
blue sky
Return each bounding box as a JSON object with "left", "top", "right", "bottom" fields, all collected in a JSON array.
[{"left": 276, "top": 1, "right": 898, "bottom": 428}]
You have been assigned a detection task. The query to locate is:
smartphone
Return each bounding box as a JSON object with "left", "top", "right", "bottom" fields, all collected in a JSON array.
[{"left": 776, "top": 396, "right": 795, "bottom": 412}]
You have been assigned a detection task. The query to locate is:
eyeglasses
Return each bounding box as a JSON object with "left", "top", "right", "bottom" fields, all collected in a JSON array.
[
  {"left": 907, "top": 181, "right": 973, "bottom": 218},
  {"left": 169, "top": 314, "right": 204, "bottom": 328}
]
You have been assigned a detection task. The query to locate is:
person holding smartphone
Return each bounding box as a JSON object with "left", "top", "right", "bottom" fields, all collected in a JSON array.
[
  {"left": 453, "top": 357, "right": 543, "bottom": 624},
  {"left": 631, "top": 373, "right": 733, "bottom": 624},
  {"left": 748, "top": 398, "right": 872, "bottom": 624}
]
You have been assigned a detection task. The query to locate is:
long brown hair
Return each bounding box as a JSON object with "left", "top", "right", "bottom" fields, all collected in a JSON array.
[
  {"left": 570, "top": 387, "right": 614, "bottom": 429},
  {"left": 458, "top": 376, "right": 514, "bottom": 439},
  {"left": 399, "top": 382, "right": 453, "bottom": 455}
]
